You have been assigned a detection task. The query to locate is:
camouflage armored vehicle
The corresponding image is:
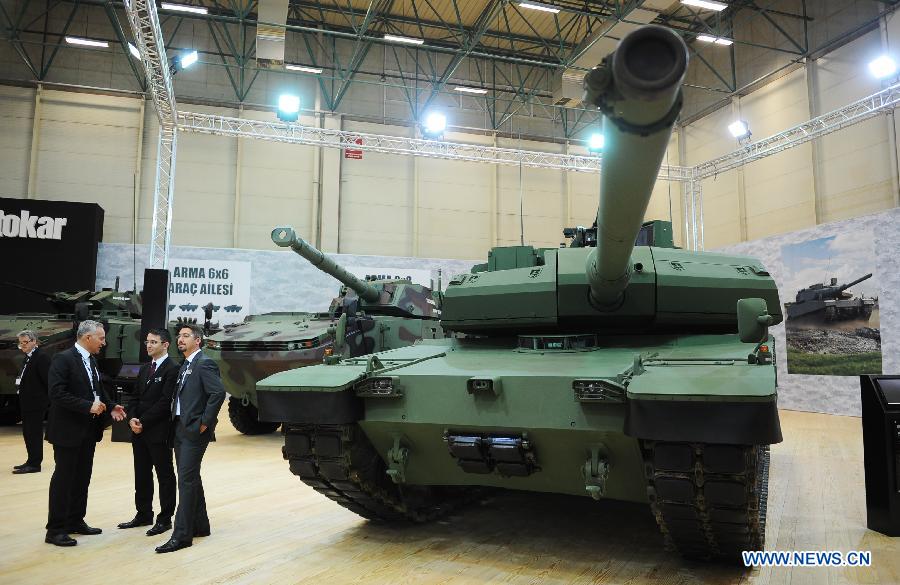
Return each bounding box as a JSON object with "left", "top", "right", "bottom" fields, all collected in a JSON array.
[
  {"left": 0, "top": 283, "right": 143, "bottom": 423},
  {"left": 206, "top": 236, "right": 444, "bottom": 435},
  {"left": 784, "top": 273, "right": 875, "bottom": 324},
  {"left": 257, "top": 25, "right": 784, "bottom": 562},
  {"left": 1, "top": 283, "right": 211, "bottom": 424}
]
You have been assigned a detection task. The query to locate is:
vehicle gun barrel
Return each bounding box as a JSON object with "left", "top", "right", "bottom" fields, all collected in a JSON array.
[
  {"left": 271, "top": 226, "right": 381, "bottom": 303},
  {"left": 838, "top": 273, "right": 873, "bottom": 293},
  {"left": 583, "top": 25, "right": 688, "bottom": 308},
  {"left": 1, "top": 281, "right": 56, "bottom": 300}
]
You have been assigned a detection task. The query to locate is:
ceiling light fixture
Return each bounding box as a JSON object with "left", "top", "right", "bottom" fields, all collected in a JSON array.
[
  {"left": 728, "top": 120, "right": 750, "bottom": 139},
  {"left": 277, "top": 94, "right": 301, "bottom": 122},
  {"left": 696, "top": 34, "right": 733, "bottom": 45},
  {"left": 285, "top": 64, "right": 323, "bottom": 74},
  {"left": 384, "top": 34, "right": 424, "bottom": 45},
  {"left": 518, "top": 2, "right": 561, "bottom": 14},
  {"left": 160, "top": 2, "right": 209, "bottom": 15},
  {"left": 869, "top": 55, "right": 898, "bottom": 79},
  {"left": 681, "top": 0, "right": 728, "bottom": 12},
  {"left": 454, "top": 86, "right": 489, "bottom": 95},
  {"left": 65, "top": 36, "right": 109, "bottom": 48},
  {"left": 128, "top": 42, "right": 141, "bottom": 59}
]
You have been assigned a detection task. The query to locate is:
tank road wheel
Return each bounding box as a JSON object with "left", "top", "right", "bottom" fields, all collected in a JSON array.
[
  {"left": 228, "top": 397, "right": 280, "bottom": 435},
  {"left": 641, "top": 441, "right": 770, "bottom": 562},
  {"left": 282, "top": 423, "right": 470, "bottom": 522}
]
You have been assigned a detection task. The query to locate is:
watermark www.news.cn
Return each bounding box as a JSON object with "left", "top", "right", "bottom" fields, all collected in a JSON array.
[{"left": 742, "top": 550, "right": 872, "bottom": 567}]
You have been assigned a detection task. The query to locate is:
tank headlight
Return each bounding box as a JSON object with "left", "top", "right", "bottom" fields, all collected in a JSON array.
[
  {"left": 205, "top": 339, "right": 219, "bottom": 350},
  {"left": 573, "top": 379, "right": 626, "bottom": 403},
  {"left": 355, "top": 376, "right": 403, "bottom": 398}
]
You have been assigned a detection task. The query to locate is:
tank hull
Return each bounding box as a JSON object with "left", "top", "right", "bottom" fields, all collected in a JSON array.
[
  {"left": 785, "top": 297, "right": 876, "bottom": 323},
  {"left": 260, "top": 334, "right": 779, "bottom": 500}
]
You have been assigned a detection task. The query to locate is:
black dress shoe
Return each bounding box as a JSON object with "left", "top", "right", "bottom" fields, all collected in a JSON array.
[
  {"left": 146, "top": 521, "right": 172, "bottom": 536},
  {"left": 13, "top": 463, "right": 28, "bottom": 470},
  {"left": 68, "top": 522, "right": 102, "bottom": 535},
  {"left": 12, "top": 465, "right": 40, "bottom": 474},
  {"left": 155, "top": 538, "right": 192, "bottom": 553},
  {"left": 45, "top": 533, "right": 77, "bottom": 547},
  {"left": 118, "top": 516, "right": 153, "bottom": 529}
]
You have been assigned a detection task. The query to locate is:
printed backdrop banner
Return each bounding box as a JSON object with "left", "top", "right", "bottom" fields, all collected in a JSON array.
[
  {"left": 167, "top": 258, "right": 251, "bottom": 326},
  {"left": 0, "top": 197, "right": 104, "bottom": 312}
]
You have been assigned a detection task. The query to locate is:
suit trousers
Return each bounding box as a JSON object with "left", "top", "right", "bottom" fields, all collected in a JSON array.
[
  {"left": 46, "top": 436, "right": 96, "bottom": 535},
  {"left": 132, "top": 436, "right": 176, "bottom": 522},
  {"left": 21, "top": 409, "right": 45, "bottom": 467},
  {"left": 171, "top": 421, "right": 211, "bottom": 543}
]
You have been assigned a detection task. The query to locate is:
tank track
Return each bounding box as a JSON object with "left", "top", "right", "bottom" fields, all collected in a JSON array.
[
  {"left": 641, "top": 441, "right": 770, "bottom": 561},
  {"left": 282, "top": 423, "right": 470, "bottom": 522},
  {"left": 228, "top": 397, "right": 280, "bottom": 435}
]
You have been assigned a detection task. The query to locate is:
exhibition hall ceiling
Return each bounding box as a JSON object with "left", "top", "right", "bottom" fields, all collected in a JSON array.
[{"left": 0, "top": 1, "right": 895, "bottom": 138}]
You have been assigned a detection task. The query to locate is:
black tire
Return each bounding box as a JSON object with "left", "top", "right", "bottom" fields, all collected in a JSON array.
[
  {"left": 0, "top": 411, "right": 20, "bottom": 425},
  {"left": 0, "top": 397, "right": 20, "bottom": 425},
  {"left": 228, "top": 397, "right": 280, "bottom": 435}
]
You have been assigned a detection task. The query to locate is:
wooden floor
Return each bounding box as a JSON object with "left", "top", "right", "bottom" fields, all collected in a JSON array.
[{"left": 0, "top": 409, "right": 897, "bottom": 584}]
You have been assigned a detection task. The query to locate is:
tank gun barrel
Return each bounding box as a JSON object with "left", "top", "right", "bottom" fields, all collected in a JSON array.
[
  {"left": 1, "top": 281, "right": 56, "bottom": 300},
  {"left": 838, "top": 273, "right": 872, "bottom": 293},
  {"left": 583, "top": 25, "right": 688, "bottom": 308},
  {"left": 271, "top": 227, "right": 381, "bottom": 303}
]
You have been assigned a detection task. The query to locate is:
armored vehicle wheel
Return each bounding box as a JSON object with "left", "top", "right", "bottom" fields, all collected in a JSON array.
[
  {"left": 642, "top": 441, "right": 770, "bottom": 562},
  {"left": 0, "top": 397, "right": 20, "bottom": 425},
  {"left": 228, "top": 397, "right": 280, "bottom": 435},
  {"left": 282, "top": 423, "right": 470, "bottom": 522},
  {"left": 0, "top": 411, "right": 20, "bottom": 425}
]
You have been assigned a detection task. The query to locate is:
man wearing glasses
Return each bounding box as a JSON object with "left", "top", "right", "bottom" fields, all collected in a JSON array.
[
  {"left": 117, "top": 329, "right": 179, "bottom": 537},
  {"left": 12, "top": 330, "right": 51, "bottom": 474}
]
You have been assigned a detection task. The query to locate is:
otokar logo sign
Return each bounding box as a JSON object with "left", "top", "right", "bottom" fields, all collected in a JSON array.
[{"left": 0, "top": 209, "right": 68, "bottom": 240}]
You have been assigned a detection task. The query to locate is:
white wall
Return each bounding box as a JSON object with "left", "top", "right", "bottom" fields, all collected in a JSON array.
[{"left": 684, "top": 23, "right": 900, "bottom": 250}]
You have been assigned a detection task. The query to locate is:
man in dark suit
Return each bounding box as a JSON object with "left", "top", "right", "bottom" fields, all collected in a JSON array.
[
  {"left": 13, "top": 330, "right": 51, "bottom": 474},
  {"left": 45, "top": 320, "right": 126, "bottom": 547},
  {"left": 117, "top": 328, "right": 179, "bottom": 537},
  {"left": 155, "top": 323, "right": 225, "bottom": 553}
]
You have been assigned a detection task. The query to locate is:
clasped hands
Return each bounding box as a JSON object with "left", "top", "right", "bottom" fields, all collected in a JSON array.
[{"left": 89, "top": 401, "right": 127, "bottom": 422}]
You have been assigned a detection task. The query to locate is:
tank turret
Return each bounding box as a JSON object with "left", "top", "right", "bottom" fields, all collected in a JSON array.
[
  {"left": 794, "top": 272, "right": 873, "bottom": 303},
  {"left": 271, "top": 226, "right": 437, "bottom": 319}
]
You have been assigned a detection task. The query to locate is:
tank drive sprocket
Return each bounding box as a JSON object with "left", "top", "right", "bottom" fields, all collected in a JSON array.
[
  {"left": 228, "top": 397, "right": 280, "bottom": 435},
  {"left": 641, "top": 441, "right": 770, "bottom": 561},
  {"left": 282, "top": 423, "right": 472, "bottom": 522}
]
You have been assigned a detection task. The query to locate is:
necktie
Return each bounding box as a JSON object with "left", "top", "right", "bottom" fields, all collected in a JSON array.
[
  {"left": 147, "top": 361, "right": 157, "bottom": 384},
  {"left": 20, "top": 353, "right": 31, "bottom": 377}
]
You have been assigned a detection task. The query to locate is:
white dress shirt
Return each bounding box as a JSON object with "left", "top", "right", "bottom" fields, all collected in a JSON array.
[
  {"left": 15, "top": 347, "right": 36, "bottom": 394},
  {"left": 74, "top": 342, "right": 99, "bottom": 400},
  {"left": 176, "top": 349, "right": 201, "bottom": 416}
]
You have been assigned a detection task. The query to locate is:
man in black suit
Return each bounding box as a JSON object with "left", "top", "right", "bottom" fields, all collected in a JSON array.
[
  {"left": 13, "top": 330, "right": 51, "bottom": 474},
  {"left": 45, "top": 320, "right": 126, "bottom": 547},
  {"left": 155, "top": 323, "right": 225, "bottom": 553},
  {"left": 117, "top": 328, "right": 179, "bottom": 537}
]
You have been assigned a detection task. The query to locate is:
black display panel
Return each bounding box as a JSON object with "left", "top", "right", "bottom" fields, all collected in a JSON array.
[{"left": 0, "top": 197, "right": 104, "bottom": 312}]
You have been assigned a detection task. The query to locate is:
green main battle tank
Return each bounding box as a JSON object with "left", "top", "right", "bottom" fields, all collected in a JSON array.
[
  {"left": 256, "top": 25, "right": 783, "bottom": 561},
  {"left": 206, "top": 233, "right": 445, "bottom": 435},
  {"left": 784, "top": 272, "right": 876, "bottom": 324}
]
